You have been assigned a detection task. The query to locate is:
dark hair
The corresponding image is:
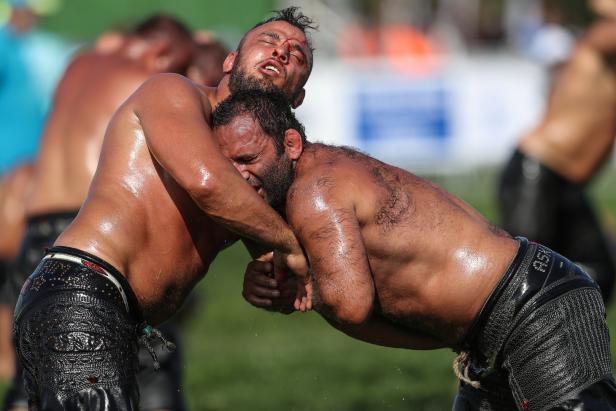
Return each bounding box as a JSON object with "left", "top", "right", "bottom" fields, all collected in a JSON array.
[
  {"left": 133, "top": 14, "right": 192, "bottom": 39},
  {"left": 131, "top": 14, "right": 194, "bottom": 74},
  {"left": 212, "top": 90, "right": 308, "bottom": 154},
  {"left": 238, "top": 7, "right": 317, "bottom": 67}
]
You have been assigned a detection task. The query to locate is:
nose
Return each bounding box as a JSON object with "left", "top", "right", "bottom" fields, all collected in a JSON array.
[
  {"left": 231, "top": 162, "right": 249, "bottom": 178},
  {"left": 272, "top": 41, "right": 290, "bottom": 63},
  {"left": 239, "top": 170, "right": 250, "bottom": 180}
]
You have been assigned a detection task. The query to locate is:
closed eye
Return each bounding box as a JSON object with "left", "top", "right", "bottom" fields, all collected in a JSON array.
[{"left": 236, "top": 155, "right": 258, "bottom": 164}]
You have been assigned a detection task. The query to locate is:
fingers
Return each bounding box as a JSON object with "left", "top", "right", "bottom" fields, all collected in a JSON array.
[
  {"left": 243, "top": 293, "right": 273, "bottom": 308},
  {"left": 256, "top": 251, "right": 274, "bottom": 262},
  {"left": 251, "top": 272, "right": 278, "bottom": 288},
  {"left": 243, "top": 259, "right": 282, "bottom": 308}
]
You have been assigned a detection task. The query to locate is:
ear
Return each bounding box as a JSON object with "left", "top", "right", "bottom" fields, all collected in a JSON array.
[
  {"left": 223, "top": 51, "right": 237, "bottom": 74},
  {"left": 291, "top": 88, "right": 305, "bottom": 108},
  {"left": 283, "top": 129, "right": 303, "bottom": 160}
]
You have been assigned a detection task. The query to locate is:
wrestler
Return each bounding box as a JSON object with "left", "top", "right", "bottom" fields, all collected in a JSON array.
[
  {"left": 213, "top": 91, "right": 616, "bottom": 410},
  {"left": 2, "top": 15, "right": 196, "bottom": 411},
  {"left": 0, "top": 163, "right": 33, "bottom": 381},
  {"left": 12, "top": 7, "right": 315, "bottom": 410},
  {"left": 498, "top": 0, "right": 616, "bottom": 304},
  {"left": 187, "top": 35, "right": 228, "bottom": 86}
]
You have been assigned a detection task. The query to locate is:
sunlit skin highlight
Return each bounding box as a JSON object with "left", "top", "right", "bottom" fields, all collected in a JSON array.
[
  {"left": 229, "top": 116, "right": 520, "bottom": 348},
  {"left": 55, "top": 19, "right": 313, "bottom": 324}
]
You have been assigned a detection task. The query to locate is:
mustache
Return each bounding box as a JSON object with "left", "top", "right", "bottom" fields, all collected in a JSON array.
[{"left": 246, "top": 174, "right": 262, "bottom": 188}]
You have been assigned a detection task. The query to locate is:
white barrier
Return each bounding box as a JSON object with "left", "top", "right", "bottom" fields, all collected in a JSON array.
[{"left": 295, "top": 54, "right": 548, "bottom": 172}]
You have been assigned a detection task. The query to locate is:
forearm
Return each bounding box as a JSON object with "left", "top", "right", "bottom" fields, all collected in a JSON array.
[
  {"left": 189, "top": 166, "right": 300, "bottom": 254},
  {"left": 135, "top": 74, "right": 299, "bottom": 254},
  {"left": 322, "top": 313, "right": 444, "bottom": 350}
]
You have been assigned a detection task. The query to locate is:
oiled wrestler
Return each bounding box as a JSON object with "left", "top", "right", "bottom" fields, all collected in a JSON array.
[
  {"left": 3, "top": 15, "right": 196, "bottom": 411},
  {"left": 13, "top": 7, "right": 314, "bottom": 410},
  {"left": 223, "top": 91, "right": 616, "bottom": 411}
]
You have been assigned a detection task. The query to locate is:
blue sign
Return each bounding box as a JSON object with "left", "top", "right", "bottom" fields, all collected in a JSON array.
[{"left": 355, "top": 78, "right": 451, "bottom": 144}]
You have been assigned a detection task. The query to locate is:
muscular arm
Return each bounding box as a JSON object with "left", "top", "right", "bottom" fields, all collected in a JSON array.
[
  {"left": 322, "top": 313, "right": 445, "bottom": 350},
  {"left": 133, "top": 74, "right": 301, "bottom": 255},
  {"left": 287, "top": 175, "right": 374, "bottom": 325}
]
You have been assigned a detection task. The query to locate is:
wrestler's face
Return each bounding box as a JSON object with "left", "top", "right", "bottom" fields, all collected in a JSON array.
[
  {"left": 225, "top": 21, "right": 312, "bottom": 108},
  {"left": 215, "top": 115, "right": 296, "bottom": 213},
  {"left": 591, "top": 0, "right": 616, "bottom": 18}
]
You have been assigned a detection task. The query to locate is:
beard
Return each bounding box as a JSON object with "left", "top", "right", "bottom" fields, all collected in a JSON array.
[
  {"left": 229, "top": 52, "right": 297, "bottom": 102},
  {"left": 229, "top": 53, "right": 277, "bottom": 93},
  {"left": 260, "top": 154, "right": 294, "bottom": 214}
]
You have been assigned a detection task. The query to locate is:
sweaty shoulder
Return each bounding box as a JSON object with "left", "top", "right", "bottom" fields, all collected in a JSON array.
[
  {"left": 288, "top": 145, "right": 362, "bottom": 214},
  {"left": 130, "top": 73, "right": 213, "bottom": 120}
]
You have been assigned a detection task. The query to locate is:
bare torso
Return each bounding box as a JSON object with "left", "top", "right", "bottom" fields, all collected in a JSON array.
[
  {"left": 292, "top": 145, "right": 518, "bottom": 347},
  {"left": 56, "top": 82, "right": 238, "bottom": 324},
  {"left": 519, "top": 36, "right": 616, "bottom": 183},
  {"left": 27, "top": 51, "right": 155, "bottom": 215}
]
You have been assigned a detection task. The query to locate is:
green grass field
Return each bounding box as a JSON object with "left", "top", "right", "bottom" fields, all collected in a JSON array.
[{"left": 3, "top": 167, "right": 616, "bottom": 410}]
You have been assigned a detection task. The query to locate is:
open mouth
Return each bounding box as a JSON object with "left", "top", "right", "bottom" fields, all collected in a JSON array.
[{"left": 258, "top": 60, "right": 284, "bottom": 78}]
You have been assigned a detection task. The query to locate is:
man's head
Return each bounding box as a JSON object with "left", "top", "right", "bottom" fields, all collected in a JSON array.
[
  {"left": 132, "top": 14, "right": 194, "bottom": 74},
  {"left": 187, "top": 39, "right": 229, "bottom": 86},
  {"left": 590, "top": 0, "right": 616, "bottom": 19},
  {"left": 224, "top": 7, "right": 316, "bottom": 108},
  {"left": 212, "top": 90, "right": 307, "bottom": 212}
]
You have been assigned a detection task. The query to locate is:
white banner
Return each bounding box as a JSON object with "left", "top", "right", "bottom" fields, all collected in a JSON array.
[{"left": 296, "top": 55, "right": 547, "bottom": 172}]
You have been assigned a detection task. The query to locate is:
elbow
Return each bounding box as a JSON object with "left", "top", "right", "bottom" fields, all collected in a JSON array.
[
  {"left": 184, "top": 166, "right": 221, "bottom": 204},
  {"left": 325, "top": 295, "right": 373, "bottom": 326}
]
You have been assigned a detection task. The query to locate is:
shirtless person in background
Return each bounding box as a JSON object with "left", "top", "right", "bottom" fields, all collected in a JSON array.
[
  {"left": 187, "top": 34, "right": 228, "bottom": 86},
  {"left": 2, "top": 15, "right": 195, "bottom": 411},
  {"left": 222, "top": 91, "right": 616, "bottom": 410},
  {"left": 0, "top": 163, "right": 33, "bottom": 381},
  {"left": 499, "top": 0, "right": 616, "bottom": 304},
  {"left": 13, "top": 8, "right": 314, "bottom": 410}
]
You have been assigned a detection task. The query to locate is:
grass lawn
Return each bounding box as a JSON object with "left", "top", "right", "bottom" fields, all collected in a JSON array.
[{"left": 3, "top": 167, "right": 616, "bottom": 410}]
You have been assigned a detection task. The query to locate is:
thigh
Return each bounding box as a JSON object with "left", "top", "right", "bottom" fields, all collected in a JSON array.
[
  {"left": 14, "top": 291, "right": 140, "bottom": 410},
  {"left": 502, "top": 287, "right": 612, "bottom": 411},
  {"left": 549, "top": 377, "right": 616, "bottom": 410},
  {"left": 453, "top": 372, "right": 518, "bottom": 411}
]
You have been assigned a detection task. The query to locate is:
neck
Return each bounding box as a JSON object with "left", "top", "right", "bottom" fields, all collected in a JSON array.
[{"left": 211, "top": 75, "right": 232, "bottom": 108}]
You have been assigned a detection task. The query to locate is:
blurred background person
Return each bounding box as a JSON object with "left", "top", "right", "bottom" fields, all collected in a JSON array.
[
  {"left": 187, "top": 31, "right": 228, "bottom": 86},
  {"left": 1, "top": 14, "right": 194, "bottom": 411},
  {"left": 0, "top": 163, "right": 33, "bottom": 382},
  {"left": 524, "top": 0, "right": 576, "bottom": 67},
  {"left": 0, "top": 0, "right": 72, "bottom": 174},
  {"left": 498, "top": 0, "right": 616, "bottom": 304}
]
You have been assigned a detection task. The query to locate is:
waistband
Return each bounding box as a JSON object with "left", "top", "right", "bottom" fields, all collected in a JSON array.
[
  {"left": 457, "top": 237, "right": 529, "bottom": 351},
  {"left": 45, "top": 246, "right": 143, "bottom": 322},
  {"left": 458, "top": 237, "right": 598, "bottom": 363},
  {"left": 511, "top": 149, "right": 581, "bottom": 188}
]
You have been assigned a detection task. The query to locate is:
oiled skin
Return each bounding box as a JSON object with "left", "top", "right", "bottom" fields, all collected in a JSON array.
[
  {"left": 284, "top": 145, "right": 518, "bottom": 348},
  {"left": 56, "top": 21, "right": 313, "bottom": 324}
]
